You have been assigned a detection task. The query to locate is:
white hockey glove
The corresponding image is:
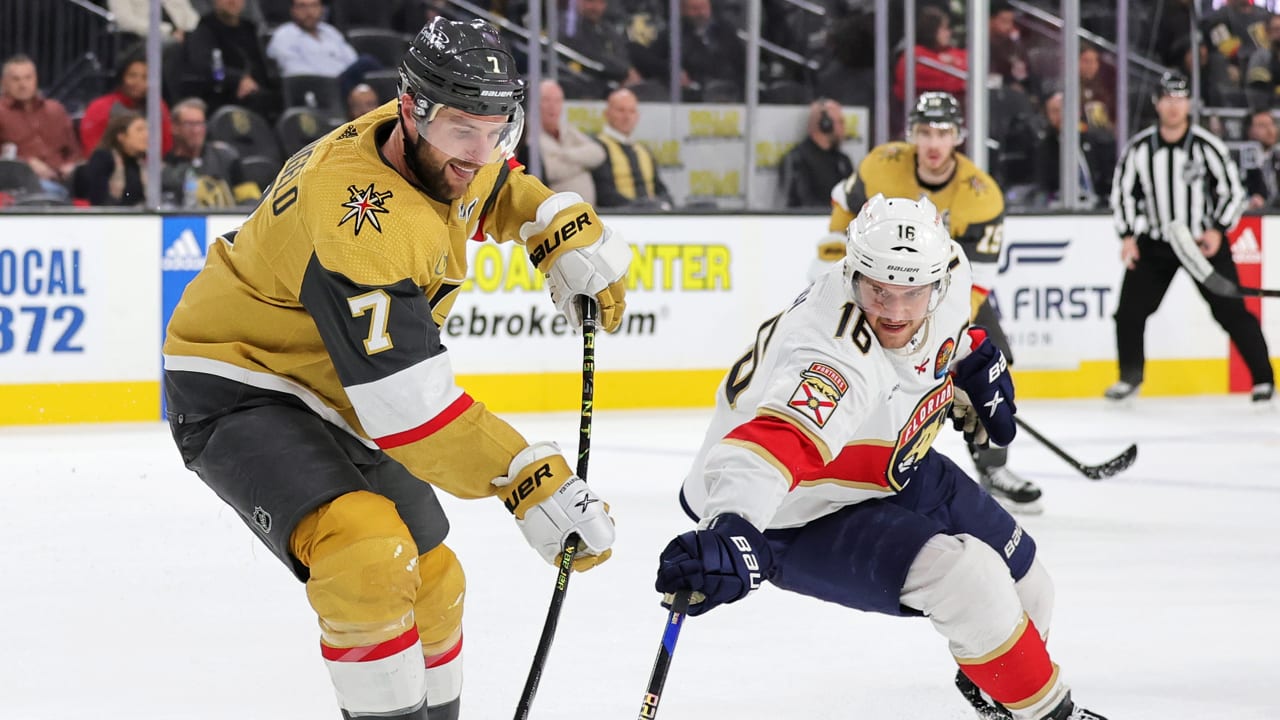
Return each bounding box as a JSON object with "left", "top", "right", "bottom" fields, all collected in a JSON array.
[
  {"left": 492, "top": 441, "right": 615, "bottom": 571},
  {"left": 520, "top": 192, "right": 632, "bottom": 332},
  {"left": 950, "top": 386, "right": 990, "bottom": 448},
  {"left": 808, "top": 231, "right": 847, "bottom": 283}
]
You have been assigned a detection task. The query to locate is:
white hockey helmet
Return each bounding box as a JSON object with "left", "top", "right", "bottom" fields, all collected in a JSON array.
[{"left": 844, "top": 193, "right": 953, "bottom": 319}]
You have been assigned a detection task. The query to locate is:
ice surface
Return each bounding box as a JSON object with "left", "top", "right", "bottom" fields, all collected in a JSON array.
[{"left": 1, "top": 396, "right": 1277, "bottom": 719}]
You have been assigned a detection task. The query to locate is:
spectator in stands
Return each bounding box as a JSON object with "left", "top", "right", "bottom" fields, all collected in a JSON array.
[
  {"left": 346, "top": 83, "right": 381, "bottom": 120},
  {"left": 1174, "top": 35, "right": 1247, "bottom": 108},
  {"left": 814, "top": 10, "right": 874, "bottom": 109},
  {"left": 537, "top": 79, "right": 605, "bottom": 204},
  {"left": 1244, "top": 108, "right": 1280, "bottom": 208},
  {"left": 266, "top": 0, "right": 383, "bottom": 96},
  {"left": 988, "top": 1, "right": 1036, "bottom": 98},
  {"left": 1154, "top": 0, "right": 1195, "bottom": 69},
  {"left": 1202, "top": 0, "right": 1273, "bottom": 84},
  {"left": 591, "top": 87, "right": 672, "bottom": 209},
  {"left": 634, "top": 0, "right": 747, "bottom": 102},
  {"left": 1246, "top": 14, "right": 1280, "bottom": 109},
  {"left": 893, "top": 6, "right": 967, "bottom": 102},
  {"left": 558, "top": 0, "right": 642, "bottom": 99},
  {"left": 109, "top": 0, "right": 200, "bottom": 45},
  {"left": 1034, "top": 91, "right": 1098, "bottom": 208},
  {"left": 1078, "top": 45, "right": 1114, "bottom": 131},
  {"left": 80, "top": 51, "right": 174, "bottom": 156},
  {"left": 185, "top": 0, "right": 281, "bottom": 121},
  {"left": 191, "top": 0, "right": 267, "bottom": 27},
  {"left": 778, "top": 98, "right": 853, "bottom": 209},
  {"left": 82, "top": 110, "right": 148, "bottom": 207},
  {"left": 394, "top": 0, "right": 450, "bottom": 34},
  {"left": 0, "top": 54, "right": 80, "bottom": 199},
  {"left": 163, "top": 97, "right": 260, "bottom": 207}
]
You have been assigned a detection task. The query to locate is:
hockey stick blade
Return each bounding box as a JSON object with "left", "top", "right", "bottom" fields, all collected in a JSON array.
[
  {"left": 1082, "top": 442, "right": 1138, "bottom": 480},
  {"left": 1014, "top": 417, "right": 1137, "bottom": 481}
]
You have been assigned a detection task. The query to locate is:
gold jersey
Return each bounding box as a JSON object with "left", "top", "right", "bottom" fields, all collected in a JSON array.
[
  {"left": 828, "top": 142, "right": 1005, "bottom": 311},
  {"left": 164, "top": 101, "right": 595, "bottom": 500}
]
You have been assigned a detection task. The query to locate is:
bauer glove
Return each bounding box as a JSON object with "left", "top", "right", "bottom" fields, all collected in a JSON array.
[
  {"left": 493, "top": 441, "right": 615, "bottom": 571},
  {"left": 520, "top": 192, "right": 632, "bottom": 333},
  {"left": 655, "top": 513, "right": 773, "bottom": 616},
  {"left": 950, "top": 327, "right": 1017, "bottom": 447}
]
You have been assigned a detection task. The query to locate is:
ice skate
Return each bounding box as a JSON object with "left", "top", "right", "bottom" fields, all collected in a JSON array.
[{"left": 979, "top": 466, "right": 1044, "bottom": 515}]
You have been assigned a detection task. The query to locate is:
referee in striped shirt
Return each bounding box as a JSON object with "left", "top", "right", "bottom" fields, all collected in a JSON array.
[{"left": 1107, "top": 71, "right": 1273, "bottom": 403}]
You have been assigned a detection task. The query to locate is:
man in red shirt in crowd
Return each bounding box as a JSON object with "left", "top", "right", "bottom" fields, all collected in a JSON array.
[
  {"left": 0, "top": 54, "right": 81, "bottom": 198},
  {"left": 80, "top": 51, "right": 173, "bottom": 155}
]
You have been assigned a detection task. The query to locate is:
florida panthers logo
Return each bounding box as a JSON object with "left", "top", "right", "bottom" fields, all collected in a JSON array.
[{"left": 887, "top": 380, "right": 953, "bottom": 490}]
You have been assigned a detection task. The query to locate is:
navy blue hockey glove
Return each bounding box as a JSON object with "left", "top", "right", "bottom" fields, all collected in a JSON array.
[
  {"left": 655, "top": 513, "right": 773, "bottom": 617},
  {"left": 950, "top": 327, "right": 1017, "bottom": 447}
]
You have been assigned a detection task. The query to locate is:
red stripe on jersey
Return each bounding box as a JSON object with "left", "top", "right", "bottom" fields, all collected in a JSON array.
[
  {"left": 725, "top": 416, "right": 826, "bottom": 487},
  {"left": 796, "top": 442, "right": 893, "bottom": 488},
  {"left": 958, "top": 617, "right": 1055, "bottom": 706},
  {"left": 375, "top": 393, "right": 474, "bottom": 449},
  {"left": 425, "top": 634, "right": 463, "bottom": 668},
  {"left": 506, "top": 156, "right": 524, "bottom": 171},
  {"left": 321, "top": 627, "right": 420, "bottom": 663}
]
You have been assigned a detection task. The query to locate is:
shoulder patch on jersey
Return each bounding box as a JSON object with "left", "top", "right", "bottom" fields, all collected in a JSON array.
[
  {"left": 788, "top": 363, "right": 849, "bottom": 428},
  {"left": 934, "top": 337, "right": 955, "bottom": 379},
  {"left": 339, "top": 183, "right": 394, "bottom": 236},
  {"left": 878, "top": 144, "right": 908, "bottom": 162},
  {"left": 968, "top": 174, "right": 990, "bottom": 195},
  {"left": 338, "top": 125, "right": 358, "bottom": 140}
]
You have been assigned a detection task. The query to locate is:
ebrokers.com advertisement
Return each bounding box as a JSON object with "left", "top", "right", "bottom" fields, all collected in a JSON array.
[{"left": 444, "top": 215, "right": 816, "bottom": 376}]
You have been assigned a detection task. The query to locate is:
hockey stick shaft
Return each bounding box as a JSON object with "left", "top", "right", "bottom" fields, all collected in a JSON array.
[
  {"left": 512, "top": 298, "right": 597, "bottom": 720},
  {"left": 637, "top": 591, "right": 692, "bottom": 719},
  {"left": 1166, "top": 223, "right": 1280, "bottom": 297},
  {"left": 1014, "top": 416, "right": 1136, "bottom": 481}
]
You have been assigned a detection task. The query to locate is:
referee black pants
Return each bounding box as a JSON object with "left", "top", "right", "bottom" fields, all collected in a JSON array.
[{"left": 1113, "top": 236, "right": 1273, "bottom": 386}]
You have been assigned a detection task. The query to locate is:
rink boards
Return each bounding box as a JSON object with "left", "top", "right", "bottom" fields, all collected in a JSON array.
[{"left": 1, "top": 212, "right": 1276, "bottom": 424}]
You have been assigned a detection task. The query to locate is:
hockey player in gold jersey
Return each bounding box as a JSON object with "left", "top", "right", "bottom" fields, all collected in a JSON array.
[
  {"left": 163, "top": 18, "right": 629, "bottom": 720},
  {"left": 819, "top": 92, "right": 1044, "bottom": 518}
]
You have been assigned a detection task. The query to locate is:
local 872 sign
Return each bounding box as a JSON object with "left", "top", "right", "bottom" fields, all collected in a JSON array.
[{"left": 0, "top": 215, "right": 160, "bottom": 384}]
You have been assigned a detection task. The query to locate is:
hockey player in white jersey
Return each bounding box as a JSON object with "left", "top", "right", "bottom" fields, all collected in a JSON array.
[{"left": 656, "top": 195, "right": 1107, "bottom": 720}]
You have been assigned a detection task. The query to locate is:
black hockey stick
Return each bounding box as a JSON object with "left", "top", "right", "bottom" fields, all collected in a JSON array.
[
  {"left": 1014, "top": 416, "right": 1136, "bottom": 481},
  {"left": 512, "top": 297, "right": 597, "bottom": 720},
  {"left": 637, "top": 591, "right": 693, "bottom": 719},
  {"left": 1166, "top": 223, "right": 1280, "bottom": 298}
]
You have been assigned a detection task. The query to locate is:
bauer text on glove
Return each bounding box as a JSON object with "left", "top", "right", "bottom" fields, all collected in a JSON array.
[
  {"left": 493, "top": 441, "right": 615, "bottom": 571},
  {"left": 950, "top": 327, "right": 1017, "bottom": 447},
  {"left": 520, "top": 191, "right": 631, "bottom": 332},
  {"left": 654, "top": 513, "right": 773, "bottom": 616}
]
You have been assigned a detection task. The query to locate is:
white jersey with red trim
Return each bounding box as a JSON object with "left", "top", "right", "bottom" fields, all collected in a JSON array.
[{"left": 682, "top": 247, "right": 973, "bottom": 531}]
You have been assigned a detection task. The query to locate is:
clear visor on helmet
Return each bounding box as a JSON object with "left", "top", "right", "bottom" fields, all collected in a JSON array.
[
  {"left": 416, "top": 101, "right": 524, "bottom": 166},
  {"left": 851, "top": 273, "right": 947, "bottom": 322}
]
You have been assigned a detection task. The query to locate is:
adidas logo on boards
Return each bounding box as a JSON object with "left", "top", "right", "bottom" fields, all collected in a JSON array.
[
  {"left": 1231, "top": 227, "right": 1262, "bottom": 265},
  {"left": 162, "top": 229, "right": 207, "bottom": 271}
]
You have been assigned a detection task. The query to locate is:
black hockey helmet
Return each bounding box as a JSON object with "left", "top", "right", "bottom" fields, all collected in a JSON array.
[
  {"left": 909, "top": 91, "right": 963, "bottom": 129},
  {"left": 1154, "top": 70, "right": 1191, "bottom": 101},
  {"left": 399, "top": 17, "right": 526, "bottom": 117},
  {"left": 398, "top": 17, "right": 525, "bottom": 164}
]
